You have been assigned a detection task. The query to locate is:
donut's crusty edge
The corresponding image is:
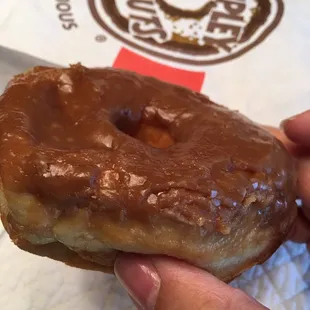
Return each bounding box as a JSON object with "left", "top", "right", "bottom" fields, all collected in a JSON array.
[
  {"left": 1, "top": 209, "right": 295, "bottom": 283},
  {"left": 0, "top": 186, "right": 297, "bottom": 283}
]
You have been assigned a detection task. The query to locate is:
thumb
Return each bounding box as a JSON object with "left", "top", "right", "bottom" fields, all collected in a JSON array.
[
  {"left": 281, "top": 110, "right": 310, "bottom": 147},
  {"left": 114, "top": 254, "right": 268, "bottom": 310}
]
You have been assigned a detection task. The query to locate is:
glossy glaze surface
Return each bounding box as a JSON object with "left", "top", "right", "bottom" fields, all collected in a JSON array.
[{"left": 0, "top": 64, "right": 297, "bottom": 281}]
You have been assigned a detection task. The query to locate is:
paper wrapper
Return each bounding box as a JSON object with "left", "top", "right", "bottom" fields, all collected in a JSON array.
[{"left": 0, "top": 1, "right": 309, "bottom": 309}]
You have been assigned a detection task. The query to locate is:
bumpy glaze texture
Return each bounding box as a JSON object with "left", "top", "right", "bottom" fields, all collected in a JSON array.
[{"left": 0, "top": 64, "right": 297, "bottom": 282}]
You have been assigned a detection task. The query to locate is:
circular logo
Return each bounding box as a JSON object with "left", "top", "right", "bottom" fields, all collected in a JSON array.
[{"left": 88, "top": 0, "right": 284, "bottom": 66}]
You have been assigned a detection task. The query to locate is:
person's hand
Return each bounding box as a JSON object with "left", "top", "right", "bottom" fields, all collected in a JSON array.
[
  {"left": 115, "top": 254, "right": 268, "bottom": 309},
  {"left": 278, "top": 110, "right": 310, "bottom": 244},
  {"left": 265, "top": 110, "right": 310, "bottom": 244}
]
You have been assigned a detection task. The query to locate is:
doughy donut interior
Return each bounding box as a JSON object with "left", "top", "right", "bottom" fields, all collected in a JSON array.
[{"left": 114, "top": 109, "right": 175, "bottom": 149}]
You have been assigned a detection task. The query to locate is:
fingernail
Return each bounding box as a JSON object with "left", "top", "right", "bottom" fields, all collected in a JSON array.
[
  {"left": 280, "top": 118, "right": 293, "bottom": 130},
  {"left": 280, "top": 114, "right": 299, "bottom": 130},
  {"left": 115, "top": 254, "right": 161, "bottom": 310}
]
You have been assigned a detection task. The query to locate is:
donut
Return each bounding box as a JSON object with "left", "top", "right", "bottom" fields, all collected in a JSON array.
[{"left": 0, "top": 64, "right": 297, "bottom": 282}]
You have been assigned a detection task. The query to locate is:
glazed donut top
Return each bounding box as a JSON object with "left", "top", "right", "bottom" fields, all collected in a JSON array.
[{"left": 0, "top": 64, "right": 295, "bottom": 235}]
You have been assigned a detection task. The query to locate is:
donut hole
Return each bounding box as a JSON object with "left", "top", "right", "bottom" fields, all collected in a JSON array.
[
  {"left": 134, "top": 122, "right": 175, "bottom": 149},
  {"left": 114, "top": 109, "right": 175, "bottom": 149}
]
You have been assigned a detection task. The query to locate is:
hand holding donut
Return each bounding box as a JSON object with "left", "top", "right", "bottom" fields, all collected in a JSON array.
[
  {"left": 115, "top": 254, "right": 268, "bottom": 310},
  {"left": 0, "top": 65, "right": 301, "bottom": 310},
  {"left": 281, "top": 110, "right": 310, "bottom": 244},
  {"left": 265, "top": 111, "right": 310, "bottom": 244},
  {"left": 114, "top": 111, "right": 310, "bottom": 310}
]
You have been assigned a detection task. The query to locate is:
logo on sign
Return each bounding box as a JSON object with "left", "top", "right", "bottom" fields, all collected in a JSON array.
[{"left": 89, "top": 0, "right": 284, "bottom": 66}]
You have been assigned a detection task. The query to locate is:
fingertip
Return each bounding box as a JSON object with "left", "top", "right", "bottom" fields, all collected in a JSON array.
[
  {"left": 281, "top": 110, "right": 310, "bottom": 146},
  {"left": 114, "top": 253, "right": 161, "bottom": 310}
]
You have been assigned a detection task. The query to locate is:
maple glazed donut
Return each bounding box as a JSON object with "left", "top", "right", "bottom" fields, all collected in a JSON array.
[{"left": 0, "top": 64, "right": 297, "bottom": 282}]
